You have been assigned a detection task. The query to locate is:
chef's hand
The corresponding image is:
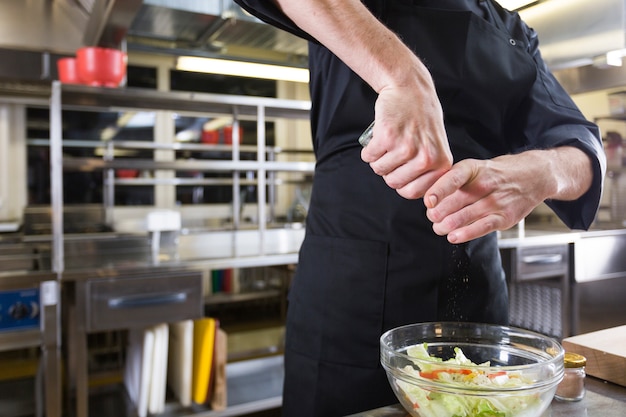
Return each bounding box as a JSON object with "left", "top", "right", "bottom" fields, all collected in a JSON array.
[
  {"left": 424, "top": 147, "right": 594, "bottom": 244},
  {"left": 360, "top": 82, "right": 453, "bottom": 199}
]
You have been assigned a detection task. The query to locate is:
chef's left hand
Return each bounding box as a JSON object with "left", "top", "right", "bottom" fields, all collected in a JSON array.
[{"left": 423, "top": 147, "right": 593, "bottom": 244}]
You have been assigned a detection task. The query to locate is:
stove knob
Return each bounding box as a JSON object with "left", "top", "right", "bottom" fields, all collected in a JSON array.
[
  {"left": 8, "top": 302, "right": 29, "bottom": 320},
  {"left": 30, "top": 301, "right": 39, "bottom": 318}
]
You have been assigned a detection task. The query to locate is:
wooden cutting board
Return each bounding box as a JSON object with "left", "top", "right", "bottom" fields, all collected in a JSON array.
[{"left": 562, "top": 325, "right": 626, "bottom": 387}]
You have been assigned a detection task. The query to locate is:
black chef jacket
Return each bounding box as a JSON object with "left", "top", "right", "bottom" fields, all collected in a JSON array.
[{"left": 234, "top": 1, "right": 606, "bottom": 416}]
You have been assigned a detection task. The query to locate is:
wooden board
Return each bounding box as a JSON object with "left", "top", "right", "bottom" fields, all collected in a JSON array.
[
  {"left": 562, "top": 325, "right": 626, "bottom": 387},
  {"left": 210, "top": 328, "right": 228, "bottom": 411}
]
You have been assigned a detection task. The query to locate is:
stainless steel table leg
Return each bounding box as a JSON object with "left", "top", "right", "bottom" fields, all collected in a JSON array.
[
  {"left": 43, "top": 347, "right": 62, "bottom": 417},
  {"left": 75, "top": 328, "right": 89, "bottom": 417},
  {"left": 41, "top": 280, "right": 62, "bottom": 417}
]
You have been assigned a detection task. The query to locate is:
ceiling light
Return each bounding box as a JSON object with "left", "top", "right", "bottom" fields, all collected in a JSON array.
[
  {"left": 606, "top": 49, "right": 626, "bottom": 67},
  {"left": 176, "top": 56, "right": 310, "bottom": 83},
  {"left": 495, "top": 0, "right": 538, "bottom": 10}
]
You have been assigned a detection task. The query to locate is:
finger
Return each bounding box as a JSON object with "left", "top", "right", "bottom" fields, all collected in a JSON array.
[
  {"left": 360, "top": 125, "right": 393, "bottom": 163},
  {"left": 382, "top": 161, "right": 424, "bottom": 189},
  {"left": 424, "top": 162, "right": 474, "bottom": 209},
  {"left": 445, "top": 214, "right": 505, "bottom": 244},
  {"left": 394, "top": 168, "right": 449, "bottom": 200},
  {"left": 361, "top": 140, "right": 387, "bottom": 163},
  {"left": 367, "top": 147, "right": 413, "bottom": 176}
]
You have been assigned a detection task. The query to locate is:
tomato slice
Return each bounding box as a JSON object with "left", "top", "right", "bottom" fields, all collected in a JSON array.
[{"left": 419, "top": 368, "right": 472, "bottom": 379}]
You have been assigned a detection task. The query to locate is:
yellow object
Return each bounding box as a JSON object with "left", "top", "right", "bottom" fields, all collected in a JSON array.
[
  {"left": 563, "top": 352, "right": 587, "bottom": 368},
  {"left": 0, "top": 358, "right": 39, "bottom": 381},
  {"left": 192, "top": 317, "right": 217, "bottom": 405}
]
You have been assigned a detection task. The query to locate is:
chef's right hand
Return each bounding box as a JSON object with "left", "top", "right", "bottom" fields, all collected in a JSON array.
[{"left": 360, "top": 83, "right": 453, "bottom": 200}]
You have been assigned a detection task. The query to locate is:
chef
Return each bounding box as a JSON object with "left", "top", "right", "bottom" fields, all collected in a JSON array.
[{"left": 233, "top": 1, "right": 606, "bottom": 416}]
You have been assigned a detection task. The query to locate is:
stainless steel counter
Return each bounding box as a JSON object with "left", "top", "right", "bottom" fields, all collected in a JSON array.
[
  {"left": 347, "top": 376, "right": 626, "bottom": 417},
  {"left": 9, "top": 227, "right": 305, "bottom": 280}
]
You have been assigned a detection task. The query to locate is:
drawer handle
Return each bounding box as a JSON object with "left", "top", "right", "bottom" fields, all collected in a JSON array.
[
  {"left": 521, "top": 254, "right": 563, "bottom": 265},
  {"left": 107, "top": 292, "right": 188, "bottom": 309}
]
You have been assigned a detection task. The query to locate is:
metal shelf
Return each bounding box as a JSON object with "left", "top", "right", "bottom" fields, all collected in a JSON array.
[
  {"left": 58, "top": 83, "right": 311, "bottom": 120},
  {"left": 62, "top": 156, "right": 315, "bottom": 173},
  {"left": 0, "top": 329, "right": 41, "bottom": 351}
]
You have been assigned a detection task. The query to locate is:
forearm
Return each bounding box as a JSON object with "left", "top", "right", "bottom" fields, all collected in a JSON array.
[{"left": 272, "top": 0, "right": 431, "bottom": 93}]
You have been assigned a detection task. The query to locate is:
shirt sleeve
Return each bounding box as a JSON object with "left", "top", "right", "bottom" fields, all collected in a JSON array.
[
  {"left": 233, "top": 0, "right": 317, "bottom": 42},
  {"left": 509, "top": 16, "right": 607, "bottom": 230}
]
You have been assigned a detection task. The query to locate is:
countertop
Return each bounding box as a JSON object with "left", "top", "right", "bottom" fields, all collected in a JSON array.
[{"left": 347, "top": 376, "right": 626, "bottom": 417}]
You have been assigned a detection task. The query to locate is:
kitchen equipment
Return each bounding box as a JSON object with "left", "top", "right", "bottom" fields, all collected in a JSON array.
[
  {"left": 124, "top": 326, "right": 155, "bottom": 417},
  {"left": 380, "top": 322, "right": 564, "bottom": 417},
  {"left": 76, "top": 47, "right": 126, "bottom": 87},
  {"left": 223, "top": 125, "right": 243, "bottom": 145},
  {"left": 57, "top": 57, "right": 80, "bottom": 84},
  {"left": 148, "top": 323, "right": 168, "bottom": 415},
  {"left": 210, "top": 328, "right": 228, "bottom": 411},
  {"left": 500, "top": 243, "right": 571, "bottom": 339},
  {"left": 168, "top": 320, "right": 193, "bottom": 407},
  {"left": 116, "top": 169, "right": 139, "bottom": 178},
  {"left": 0, "top": 288, "right": 40, "bottom": 331},
  {"left": 201, "top": 130, "right": 219, "bottom": 144},
  {"left": 562, "top": 325, "right": 626, "bottom": 387},
  {"left": 192, "top": 317, "right": 218, "bottom": 405}
]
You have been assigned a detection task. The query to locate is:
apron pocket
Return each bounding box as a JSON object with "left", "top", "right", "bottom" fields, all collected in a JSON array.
[{"left": 286, "top": 234, "right": 388, "bottom": 368}]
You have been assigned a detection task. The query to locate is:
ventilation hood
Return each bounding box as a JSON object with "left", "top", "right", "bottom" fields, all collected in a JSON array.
[
  {"left": 520, "top": 0, "right": 626, "bottom": 70},
  {"left": 124, "top": 0, "right": 308, "bottom": 67}
]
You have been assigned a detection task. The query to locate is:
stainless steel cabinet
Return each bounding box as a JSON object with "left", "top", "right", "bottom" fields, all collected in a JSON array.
[
  {"left": 69, "top": 269, "right": 204, "bottom": 417},
  {"left": 500, "top": 243, "right": 573, "bottom": 339}
]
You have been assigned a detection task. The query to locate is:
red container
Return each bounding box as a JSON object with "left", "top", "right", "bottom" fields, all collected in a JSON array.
[
  {"left": 116, "top": 169, "right": 139, "bottom": 178},
  {"left": 223, "top": 126, "right": 244, "bottom": 145},
  {"left": 57, "top": 57, "right": 80, "bottom": 84},
  {"left": 76, "top": 47, "right": 127, "bottom": 87},
  {"left": 201, "top": 130, "right": 219, "bottom": 144}
]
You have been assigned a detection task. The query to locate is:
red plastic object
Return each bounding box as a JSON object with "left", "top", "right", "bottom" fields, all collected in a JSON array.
[
  {"left": 201, "top": 130, "right": 219, "bottom": 144},
  {"left": 76, "top": 47, "right": 127, "bottom": 87},
  {"left": 57, "top": 58, "right": 80, "bottom": 84},
  {"left": 223, "top": 126, "right": 244, "bottom": 145},
  {"left": 116, "top": 169, "right": 139, "bottom": 178}
]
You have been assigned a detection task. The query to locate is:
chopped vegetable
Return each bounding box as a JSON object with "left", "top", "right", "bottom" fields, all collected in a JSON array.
[{"left": 395, "top": 343, "right": 544, "bottom": 417}]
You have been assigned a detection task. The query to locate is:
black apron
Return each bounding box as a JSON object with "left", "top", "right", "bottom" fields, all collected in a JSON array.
[{"left": 282, "top": 2, "right": 538, "bottom": 416}]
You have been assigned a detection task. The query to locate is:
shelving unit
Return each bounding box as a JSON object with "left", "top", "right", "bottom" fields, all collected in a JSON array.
[
  {"left": 45, "top": 82, "right": 313, "bottom": 417},
  {"left": 49, "top": 81, "right": 313, "bottom": 273}
]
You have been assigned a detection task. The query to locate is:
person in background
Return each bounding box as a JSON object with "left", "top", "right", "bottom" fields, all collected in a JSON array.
[{"left": 233, "top": 1, "right": 606, "bottom": 416}]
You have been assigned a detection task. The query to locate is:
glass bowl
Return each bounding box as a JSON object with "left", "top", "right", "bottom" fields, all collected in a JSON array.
[{"left": 380, "top": 322, "right": 564, "bottom": 417}]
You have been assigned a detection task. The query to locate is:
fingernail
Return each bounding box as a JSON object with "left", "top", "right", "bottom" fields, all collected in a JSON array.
[
  {"left": 427, "top": 195, "right": 437, "bottom": 207},
  {"left": 448, "top": 232, "right": 457, "bottom": 243}
]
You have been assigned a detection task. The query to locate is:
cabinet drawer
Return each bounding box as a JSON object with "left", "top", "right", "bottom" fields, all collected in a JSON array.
[
  {"left": 84, "top": 271, "right": 203, "bottom": 332},
  {"left": 516, "top": 244, "right": 569, "bottom": 281}
]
